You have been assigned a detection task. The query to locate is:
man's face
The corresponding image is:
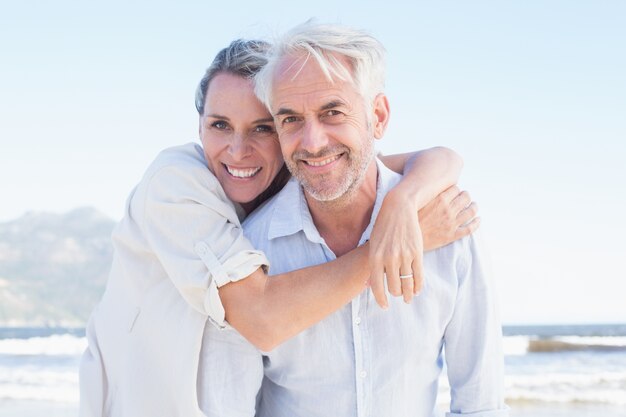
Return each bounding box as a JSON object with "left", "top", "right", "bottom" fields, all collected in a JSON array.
[{"left": 270, "top": 53, "right": 377, "bottom": 202}]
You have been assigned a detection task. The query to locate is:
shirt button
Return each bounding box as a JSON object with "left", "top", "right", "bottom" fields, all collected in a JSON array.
[
  {"left": 359, "top": 371, "right": 367, "bottom": 379},
  {"left": 355, "top": 317, "right": 361, "bottom": 325}
]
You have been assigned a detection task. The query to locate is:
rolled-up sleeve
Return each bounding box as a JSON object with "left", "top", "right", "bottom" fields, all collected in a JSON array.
[
  {"left": 137, "top": 155, "right": 268, "bottom": 327},
  {"left": 444, "top": 233, "right": 509, "bottom": 417}
]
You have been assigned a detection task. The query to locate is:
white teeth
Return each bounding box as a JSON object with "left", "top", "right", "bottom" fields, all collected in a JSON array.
[
  {"left": 226, "top": 165, "right": 261, "bottom": 178},
  {"left": 306, "top": 154, "right": 340, "bottom": 167}
]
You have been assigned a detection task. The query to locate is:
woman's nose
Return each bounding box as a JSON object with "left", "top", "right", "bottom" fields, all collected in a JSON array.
[{"left": 228, "top": 133, "right": 252, "bottom": 160}]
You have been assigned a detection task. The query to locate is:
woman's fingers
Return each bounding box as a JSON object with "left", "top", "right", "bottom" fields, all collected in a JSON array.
[
  {"left": 386, "top": 267, "right": 402, "bottom": 297},
  {"left": 456, "top": 201, "right": 479, "bottom": 225},
  {"left": 441, "top": 185, "right": 461, "bottom": 203},
  {"left": 369, "top": 262, "right": 388, "bottom": 309},
  {"left": 372, "top": 256, "right": 424, "bottom": 306},
  {"left": 456, "top": 216, "right": 481, "bottom": 239},
  {"left": 450, "top": 190, "right": 472, "bottom": 213},
  {"left": 391, "top": 250, "right": 423, "bottom": 304},
  {"left": 412, "top": 258, "right": 424, "bottom": 295},
  {"left": 399, "top": 263, "right": 415, "bottom": 303}
]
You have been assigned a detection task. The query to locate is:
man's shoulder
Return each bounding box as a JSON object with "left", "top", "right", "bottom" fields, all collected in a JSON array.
[{"left": 426, "top": 231, "right": 490, "bottom": 285}]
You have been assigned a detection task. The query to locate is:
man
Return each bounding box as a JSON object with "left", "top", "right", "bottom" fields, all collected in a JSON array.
[{"left": 202, "top": 22, "right": 508, "bottom": 417}]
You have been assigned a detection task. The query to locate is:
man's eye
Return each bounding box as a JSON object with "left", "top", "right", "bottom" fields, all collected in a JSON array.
[
  {"left": 323, "top": 110, "right": 341, "bottom": 117},
  {"left": 282, "top": 116, "right": 298, "bottom": 124},
  {"left": 211, "top": 121, "right": 228, "bottom": 130}
]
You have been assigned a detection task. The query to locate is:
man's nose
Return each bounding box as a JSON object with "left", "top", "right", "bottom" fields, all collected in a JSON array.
[
  {"left": 228, "top": 133, "right": 251, "bottom": 160},
  {"left": 300, "top": 120, "right": 329, "bottom": 154}
]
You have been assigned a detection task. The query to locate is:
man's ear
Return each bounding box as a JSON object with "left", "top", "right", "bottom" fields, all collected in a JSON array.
[{"left": 371, "top": 93, "right": 390, "bottom": 139}]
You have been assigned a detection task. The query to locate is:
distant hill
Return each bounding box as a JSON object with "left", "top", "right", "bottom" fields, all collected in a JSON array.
[{"left": 0, "top": 208, "right": 115, "bottom": 327}]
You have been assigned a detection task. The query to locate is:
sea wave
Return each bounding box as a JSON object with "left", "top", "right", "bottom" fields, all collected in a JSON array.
[
  {"left": 435, "top": 370, "right": 626, "bottom": 406},
  {"left": 505, "top": 371, "right": 626, "bottom": 406},
  {"left": 0, "top": 334, "right": 86, "bottom": 356},
  {"left": 0, "top": 367, "right": 78, "bottom": 402},
  {"left": 4, "top": 333, "right": 622, "bottom": 357},
  {"left": 503, "top": 335, "right": 626, "bottom": 355}
]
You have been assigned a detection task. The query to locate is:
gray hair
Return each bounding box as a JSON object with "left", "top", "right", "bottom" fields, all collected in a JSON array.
[
  {"left": 254, "top": 22, "right": 386, "bottom": 111},
  {"left": 195, "top": 39, "right": 270, "bottom": 115}
]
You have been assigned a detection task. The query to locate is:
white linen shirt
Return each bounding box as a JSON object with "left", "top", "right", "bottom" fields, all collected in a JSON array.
[
  {"left": 199, "top": 159, "right": 508, "bottom": 417},
  {"left": 80, "top": 143, "right": 268, "bottom": 417}
]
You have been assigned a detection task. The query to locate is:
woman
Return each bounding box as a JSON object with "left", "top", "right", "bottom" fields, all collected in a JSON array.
[{"left": 79, "top": 39, "right": 478, "bottom": 417}]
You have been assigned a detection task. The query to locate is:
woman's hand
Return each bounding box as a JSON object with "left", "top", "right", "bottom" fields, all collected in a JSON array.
[
  {"left": 368, "top": 186, "right": 423, "bottom": 308},
  {"left": 419, "top": 185, "right": 480, "bottom": 250},
  {"left": 368, "top": 185, "right": 480, "bottom": 309}
]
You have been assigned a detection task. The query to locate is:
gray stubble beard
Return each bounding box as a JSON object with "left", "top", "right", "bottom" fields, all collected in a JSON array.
[{"left": 287, "top": 137, "right": 376, "bottom": 209}]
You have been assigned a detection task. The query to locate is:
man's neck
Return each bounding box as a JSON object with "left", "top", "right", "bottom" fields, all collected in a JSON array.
[{"left": 305, "top": 160, "right": 378, "bottom": 257}]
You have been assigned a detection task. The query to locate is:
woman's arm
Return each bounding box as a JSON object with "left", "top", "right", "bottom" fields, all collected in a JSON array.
[
  {"left": 379, "top": 146, "right": 463, "bottom": 205},
  {"left": 371, "top": 147, "right": 476, "bottom": 307},
  {"left": 219, "top": 246, "right": 370, "bottom": 352}
]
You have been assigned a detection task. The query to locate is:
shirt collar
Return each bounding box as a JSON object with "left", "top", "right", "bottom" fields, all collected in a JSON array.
[{"left": 267, "top": 158, "right": 402, "bottom": 244}]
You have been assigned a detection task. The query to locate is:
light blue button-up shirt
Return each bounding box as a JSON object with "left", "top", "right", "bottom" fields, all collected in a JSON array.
[{"left": 198, "top": 160, "right": 508, "bottom": 417}]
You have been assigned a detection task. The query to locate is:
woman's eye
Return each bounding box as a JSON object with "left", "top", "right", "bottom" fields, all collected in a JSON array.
[
  {"left": 211, "top": 120, "right": 229, "bottom": 130},
  {"left": 255, "top": 124, "right": 275, "bottom": 134}
]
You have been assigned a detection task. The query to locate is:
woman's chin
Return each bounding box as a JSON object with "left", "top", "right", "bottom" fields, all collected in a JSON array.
[
  {"left": 225, "top": 189, "right": 262, "bottom": 208},
  {"left": 222, "top": 176, "right": 275, "bottom": 212},
  {"left": 228, "top": 193, "right": 257, "bottom": 204}
]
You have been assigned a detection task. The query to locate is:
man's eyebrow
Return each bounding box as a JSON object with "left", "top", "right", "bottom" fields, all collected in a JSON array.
[
  {"left": 275, "top": 108, "right": 297, "bottom": 117},
  {"left": 275, "top": 100, "right": 346, "bottom": 117},
  {"left": 319, "top": 100, "right": 346, "bottom": 111}
]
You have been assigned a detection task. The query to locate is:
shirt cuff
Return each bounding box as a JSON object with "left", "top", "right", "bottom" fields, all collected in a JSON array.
[
  {"left": 195, "top": 241, "right": 269, "bottom": 327},
  {"left": 205, "top": 279, "right": 227, "bottom": 328},
  {"left": 446, "top": 406, "right": 510, "bottom": 417}
]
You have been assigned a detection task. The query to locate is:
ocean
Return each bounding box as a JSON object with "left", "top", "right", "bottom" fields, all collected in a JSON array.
[{"left": 1, "top": 324, "right": 625, "bottom": 416}]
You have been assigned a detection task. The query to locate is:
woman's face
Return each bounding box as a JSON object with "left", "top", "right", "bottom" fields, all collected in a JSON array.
[{"left": 199, "top": 73, "right": 283, "bottom": 210}]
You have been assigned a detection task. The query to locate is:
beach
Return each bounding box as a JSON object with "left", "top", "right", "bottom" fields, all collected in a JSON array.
[{"left": 1, "top": 324, "right": 625, "bottom": 416}]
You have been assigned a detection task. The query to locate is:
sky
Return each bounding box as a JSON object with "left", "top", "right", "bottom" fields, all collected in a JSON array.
[{"left": 1, "top": 1, "right": 625, "bottom": 325}]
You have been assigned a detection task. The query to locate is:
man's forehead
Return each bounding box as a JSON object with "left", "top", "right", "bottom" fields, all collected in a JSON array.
[
  {"left": 274, "top": 95, "right": 349, "bottom": 117},
  {"left": 273, "top": 52, "right": 354, "bottom": 88},
  {"left": 271, "top": 82, "right": 358, "bottom": 116}
]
